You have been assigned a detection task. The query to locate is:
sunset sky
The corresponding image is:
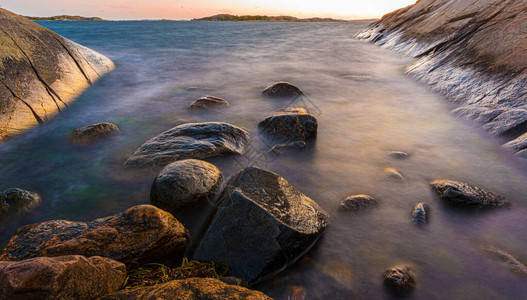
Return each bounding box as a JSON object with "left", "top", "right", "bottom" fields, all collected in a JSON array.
[{"left": 2, "top": 0, "right": 416, "bottom": 20}]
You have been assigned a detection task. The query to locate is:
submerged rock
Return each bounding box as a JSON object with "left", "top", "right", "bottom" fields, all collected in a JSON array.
[
  {"left": 0, "top": 188, "right": 41, "bottom": 220},
  {"left": 485, "top": 247, "right": 527, "bottom": 276},
  {"left": 71, "top": 122, "right": 119, "bottom": 143},
  {"left": 262, "top": 82, "right": 303, "bottom": 98},
  {"left": 411, "top": 203, "right": 428, "bottom": 225},
  {"left": 388, "top": 151, "right": 409, "bottom": 159},
  {"left": 453, "top": 106, "right": 505, "bottom": 124},
  {"left": 125, "top": 122, "right": 252, "bottom": 168},
  {"left": 0, "top": 205, "right": 188, "bottom": 268},
  {"left": 430, "top": 180, "right": 507, "bottom": 209},
  {"left": 383, "top": 168, "right": 405, "bottom": 182},
  {"left": 188, "top": 96, "right": 230, "bottom": 110},
  {"left": 150, "top": 159, "right": 223, "bottom": 212},
  {"left": 338, "top": 195, "right": 377, "bottom": 212},
  {"left": 193, "top": 167, "right": 328, "bottom": 284},
  {"left": 0, "top": 255, "right": 126, "bottom": 300},
  {"left": 258, "top": 108, "right": 318, "bottom": 145},
  {"left": 383, "top": 266, "right": 415, "bottom": 294},
  {"left": 269, "top": 140, "right": 306, "bottom": 155}
]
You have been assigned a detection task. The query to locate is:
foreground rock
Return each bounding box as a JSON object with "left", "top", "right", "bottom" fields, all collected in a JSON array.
[
  {"left": 151, "top": 159, "right": 223, "bottom": 212},
  {"left": 0, "top": 205, "right": 188, "bottom": 268},
  {"left": 383, "top": 266, "right": 415, "bottom": 294},
  {"left": 0, "top": 255, "right": 125, "bottom": 300},
  {"left": 0, "top": 9, "right": 115, "bottom": 141},
  {"left": 0, "top": 188, "right": 41, "bottom": 220},
  {"left": 258, "top": 108, "right": 317, "bottom": 145},
  {"left": 430, "top": 180, "right": 507, "bottom": 209},
  {"left": 262, "top": 82, "right": 303, "bottom": 98},
  {"left": 188, "top": 96, "right": 230, "bottom": 110},
  {"left": 101, "top": 278, "right": 271, "bottom": 300},
  {"left": 194, "top": 167, "right": 328, "bottom": 284},
  {"left": 504, "top": 132, "right": 527, "bottom": 159},
  {"left": 411, "top": 203, "right": 428, "bottom": 225},
  {"left": 71, "top": 122, "right": 119, "bottom": 143},
  {"left": 338, "top": 194, "right": 377, "bottom": 212},
  {"left": 125, "top": 122, "right": 251, "bottom": 168}
]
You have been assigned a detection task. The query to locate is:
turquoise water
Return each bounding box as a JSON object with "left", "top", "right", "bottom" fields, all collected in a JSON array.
[{"left": 0, "top": 21, "right": 526, "bottom": 299}]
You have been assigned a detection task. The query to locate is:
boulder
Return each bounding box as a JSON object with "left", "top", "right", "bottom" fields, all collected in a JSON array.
[
  {"left": 125, "top": 122, "right": 252, "bottom": 168},
  {"left": 430, "top": 180, "right": 507, "bottom": 209},
  {"left": 262, "top": 82, "right": 303, "bottom": 98},
  {"left": 338, "top": 195, "right": 377, "bottom": 212},
  {"left": 383, "top": 168, "right": 405, "bottom": 182},
  {"left": 150, "top": 159, "right": 223, "bottom": 212},
  {"left": 411, "top": 203, "right": 428, "bottom": 225},
  {"left": 71, "top": 122, "right": 119, "bottom": 143},
  {"left": 193, "top": 167, "right": 328, "bottom": 284},
  {"left": 0, "top": 9, "right": 114, "bottom": 141},
  {"left": 383, "top": 266, "right": 415, "bottom": 294},
  {"left": 258, "top": 108, "right": 317, "bottom": 145},
  {"left": 0, "top": 205, "right": 188, "bottom": 268},
  {"left": 0, "top": 255, "right": 125, "bottom": 300},
  {"left": 100, "top": 278, "right": 271, "bottom": 300},
  {"left": 0, "top": 188, "right": 41, "bottom": 220},
  {"left": 188, "top": 96, "right": 229, "bottom": 110}
]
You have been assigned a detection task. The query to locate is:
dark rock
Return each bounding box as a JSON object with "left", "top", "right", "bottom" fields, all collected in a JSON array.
[
  {"left": 269, "top": 141, "right": 306, "bottom": 155},
  {"left": 71, "top": 122, "right": 119, "bottom": 143},
  {"left": 388, "top": 151, "right": 409, "bottom": 159},
  {"left": 221, "top": 276, "right": 248, "bottom": 287},
  {"left": 125, "top": 122, "right": 252, "bottom": 168},
  {"left": 193, "top": 167, "right": 328, "bottom": 284},
  {"left": 383, "top": 266, "right": 415, "bottom": 293},
  {"left": 0, "top": 255, "right": 126, "bottom": 300},
  {"left": 262, "top": 82, "right": 303, "bottom": 98},
  {"left": 485, "top": 247, "right": 527, "bottom": 276},
  {"left": 338, "top": 195, "right": 377, "bottom": 212},
  {"left": 100, "top": 278, "right": 272, "bottom": 300},
  {"left": 383, "top": 168, "right": 405, "bottom": 182},
  {"left": 0, "top": 205, "right": 188, "bottom": 268},
  {"left": 0, "top": 188, "right": 41, "bottom": 220},
  {"left": 188, "top": 96, "right": 230, "bottom": 110},
  {"left": 258, "top": 108, "right": 317, "bottom": 145},
  {"left": 430, "top": 180, "right": 507, "bottom": 209},
  {"left": 150, "top": 159, "right": 223, "bottom": 212},
  {"left": 411, "top": 203, "right": 428, "bottom": 225}
]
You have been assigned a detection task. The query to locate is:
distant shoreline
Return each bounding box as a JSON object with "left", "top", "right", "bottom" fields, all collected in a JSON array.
[{"left": 27, "top": 15, "right": 108, "bottom": 21}]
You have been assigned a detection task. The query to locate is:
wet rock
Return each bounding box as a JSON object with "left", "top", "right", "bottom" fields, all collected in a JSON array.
[
  {"left": 453, "top": 106, "right": 505, "bottom": 124},
  {"left": 125, "top": 122, "right": 252, "bottom": 168},
  {"left": 504, "top": 132, "right": 527, "bottom": 157},
  {"left": 0, "top": 255, "right": 126, "bottom": 300},
  {"left": 430, "top": 180, "right": 507, "bottom": 209},
  {"left": 383, "top": 266, "right": 415, "bottom": 294},
  {"left": 258, "top": 108, "right": 317, "bottom": 145},
  {"left": 221, "top": 276, "right": 248, "bottom": 287},
  {"left": 383, "top": 168, "right": 405, "bottom": 182},
  {"left": 269, "top": 140, "right": 306, "bottom": 155},
  {"left": 0, "top": 205, "right": 188, "bottom": 268},
  {"left": 150, "top": 159, "right": 223, "bottom": 212},
  {"left": 338, "top": 195, "right": 377, "bottom": 212},
  {"left": 485, "top": 247, "right": 527, "bottom": 276},
  {"left": 388, "top": 151, "right": 409, "bottom": 159},
  {"left": 482, "top": 109, "right": 527, "bottom": 136},
  {"left": 71, "top": 122, "right": 119, "bottom": 143},
  {"left": 290, "top": 286, "right": 307, "bottom": 300},
  {"left": 188, "top": 96, "right": 230, "bottom": 110},
  {"left": 193, "top": 167, "right": 328, "bottom": 284},
  {"left": 411, "top": 203, "right": 428, "bottom": 225},
  {"left": 262, "top": 82, "right": 303, "bottom": 98},
  {"left": 0, "top": 188, "right": 41, "bottom": 220},
  {"left": 100, "top": 278, "right": 271, "bottom": 300}
]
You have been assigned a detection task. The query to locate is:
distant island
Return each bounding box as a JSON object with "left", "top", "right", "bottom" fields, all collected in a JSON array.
[
  {"left": 26, "top": 15, "right": 108, "bottom": 21},
  {"left": 192, "top": 14, "right": 352, "bottom": 22}
]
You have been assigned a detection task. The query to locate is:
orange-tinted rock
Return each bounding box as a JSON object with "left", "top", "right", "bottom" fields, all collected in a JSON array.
[{"left": 71, "top": 123, "right": 119, "bottom": 143}]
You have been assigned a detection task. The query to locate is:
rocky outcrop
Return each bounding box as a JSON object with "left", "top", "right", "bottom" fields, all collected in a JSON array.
[
  {"left": 71, "top": 122, "right": 119, "bottom": 143},
  {"left": 0, "top": 9, "right": 114, "bottom": 140},
  {"left": 150, "top": 159, "right": 223, "bottom": 212},
  {"left": 383, "top": 266, "right": 415, "bottom": 294},
  {"left": 188, "top": 96, "right": 230, "bottom": 110},
  {"left": 430, "top": 180, "right": 507, "bottom": 209},
  {"left": 193, "top": 167, "right": 328, "bottom": 285},
  {"left": 0, "top": 255, "right": 125, "bottom": 300},
  {"left": 100, "top": 278, "right": 271, "bottom": 300},
  {"left": 258, "top": 108, "right": 317, "bottom": 145},
  {"left": 0, "top": 188, "right": 41, "bottom": 220},
  {"left": 357, "top": 0, "right": 527, "bottom": 158},
  {"left": 504, "top": 132, "right": 527, "bottom": 159},
  {"left": 262, "top": 82, "right": 303, "bottom": 98},
  {"left": 0, "top": 205, "right": 188, "bottom": 268},
  {"left": 338, "top": 194, "right": 377, "bottom": 212},
  {"left": 125, "top": 122, "right": 252, "bottom": 168}
]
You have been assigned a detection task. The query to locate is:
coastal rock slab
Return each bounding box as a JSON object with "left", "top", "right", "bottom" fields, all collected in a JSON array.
[
  {"left": 453, "top": 106, "right": 505, "bottom": 124},
  {"left": 150, "top": 159, "right": 223, "bottom": 212},
  {"left": 193, "top": 167, "right": 328, "bottom": 284},
  {"left": 0, "top": 205, "right": 188, "bottom": 268},
  {"left": 125, "top": 122, "right": 251, "bottom": 168},
  {"left": 0, "top": 188, "right": 41, "bottom": 220},
  {"left": 482, "top": 109, "right": 527, "bottom": 136},
  {"left": 0, "top": 255, "right": 126, "bottom": 300},
  {"left": 338, "top": 195, "right": 377, "bottom": 212},
  {"left": 188, "top": 96, "right": 230, "bottom": 110},
  {"left": 262, "top": 82, "right": 303, "bottom": 97},
  {"left": 383, "top": 266, "right": 415, "bottom": 294},
  {"left": 504, "top": 132, "right": 527, "bottom": 156},
  {"left": 71, "top": 122, "right": 119, "bottom": 143},
  {"left": 430, "top": 180, "right": 507, "bottom": 209},
  {"left": 258, "top": 108, "right": 317, "bottom": 145}
]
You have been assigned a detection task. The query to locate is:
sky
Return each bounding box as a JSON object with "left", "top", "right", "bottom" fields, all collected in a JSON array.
[{"left": 1, "top": 0, "right": 417, "bottom": 20}]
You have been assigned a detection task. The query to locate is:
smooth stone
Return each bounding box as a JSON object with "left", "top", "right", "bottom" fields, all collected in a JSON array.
[
  {"left": 411, "top": 203, "right": 428, "bottom": 225},
  {"left": 338, "top": 194, "right": 377, "bottom": 212},
  {"left": 383, "top": 168, "right": 406, "bottom": 182},
  {"left": 258, "top": 108, "right": 317, "bottom": 145},
  {"left": 269, "top": 140, "right": 306, "bottom": 155},
  {"left": 383, "top": 266, "right": 415, "bottom": 293},
  {"left": 430, "top": 180, "right": 507, "bottom": 209},
  {"left": 188, "top": 96, "right": 230, "bottom": 110},
  {"left": 388, "top": 151, "right": 409, "bottom": 159},
  {"left": 125, "top": 122, "right": 252, "bottom": 168},
  {"left": 193, "top": 167, "right": 328, "bottom": 285},
  {"left": 0, "top": 255, "right": 126, "bottom": 300},
  {"left": 71, "top": 122, "right": 119, "bottom": 143},
  {"left": 262, "top": 82, "right": 303, "bottom": 97},
  {"left": 0, "top": 188, "right": 41, "bottom": 220},
  {"left": 0, "top": 205, "right": 188, "bottom": 268},
  {"left": 150, "top": 159, "right": 223, "bottom": 212}
]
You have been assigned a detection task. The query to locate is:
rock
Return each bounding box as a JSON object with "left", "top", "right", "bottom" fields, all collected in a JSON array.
[
  {"left": 100, "top": 278, "right": 272, "bottom": 300},
  {"left": 71, "top": 122, "right": 119, "bottom": 143},
  {"left": 482, "top": 109, "right": 527, "bottom": 136},
  {"left": 0, "top": 188, "right": 41, "bottom": 220},
  {"left": 290, "top": 286, "right": 307, "bottom": 300},
  {"left": 383, "top": 266, "right": 415, "bottom": 294},
  {"left": 262, "top": 82, "right": 303, "bottom": 98},
  {"left": 0, "top": 255, "right": 126, "bottom": 300},
  {"left": 193, "top": 167, "right": 328, "bottom": 284},
  {"left": 485, "top": 247, "right": 527, "bottom": 276},
  {"left": 411, "top": 203, "right": 428, "bottom": 225},
  {"left": 258, "top": 108, "right": 317, "bottom": 145},
  {"left": 338, "top": 195, "right": 377, "bottom": 212},
  {"left": 388, "top": 151, "right": 409, "bottom": 159},
  {"left": 269, "top": 141, "right": 306, "bottom": 155},
  {"left": 504, "top": 132, "right": 527, "bottom": 157},
  {"left": 0, "top": 9, "right": 114, "bottom": 141},
  {"left": 430, "top": 180, "right": 507, "bottom": 209},
  {"left": 150, "top": 159, "right": 223, "bottom": 212},
  {"left": 0, "top": 205, "right": 188, "bottom": 268},
  {"left": 221, "top": 276, "right": 248, "bottom": 287},
  {"left": 188, "top": 96, "right": 230, "bottom": 110},
  {"left": 453, "top": 106, "right": 505, "bottom": 124},
  {"left": 125, "top": 122, "right": 252, "bottom": 168},
  {"left": 383, "top": 168, "right": 405, "bottom": 182}
]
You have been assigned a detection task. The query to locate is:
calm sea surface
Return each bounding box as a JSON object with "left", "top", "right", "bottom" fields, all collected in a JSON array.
[{"left": 1, "top": 21, "right": 526, "bottom": 299}]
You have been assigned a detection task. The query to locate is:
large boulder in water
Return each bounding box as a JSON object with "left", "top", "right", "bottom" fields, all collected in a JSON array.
[
  {"left": 71, "top": 122, "right": 119, "bottom": 144},
  {"left": 188, "top": 96, "right": 229, "bottom": 110},
  {"left": 193, "top": 167, "right": 328, "bottom": 284},
  {"left": 125, "top": 122, "right": 252, "bottom": 168},
  {"left": 0, "top": 9, "right": 114, "bottom": 141},
  {"left": 150, "top": 159, "right": 223, "bottom": 212},
  {"left": 0, "top": 255, "right": 126, "bottom": 300},
  {"left": 0, "top": 188, "right": 41, "bottom": 220},
  {"left": 430, "top": 180, "right": 507, "bottom": 209},
  {"left": 262, "top": 82, "right": 303, "bottom": 98},
  {"left": 0, "top": 205, "right": 188, "bottom": 268},
  {"left": 258, "top": 108, "right": 317, "bottom": 145}
]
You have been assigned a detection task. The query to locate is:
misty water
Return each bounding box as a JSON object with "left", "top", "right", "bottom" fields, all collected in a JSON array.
[{"left": 1, "top": 21, "right": 527, "bottom": 299}]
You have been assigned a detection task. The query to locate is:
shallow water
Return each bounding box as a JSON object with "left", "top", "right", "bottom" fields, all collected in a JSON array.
[{"left": 1, "top": 21, "right": 527, "bottom": 299}]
